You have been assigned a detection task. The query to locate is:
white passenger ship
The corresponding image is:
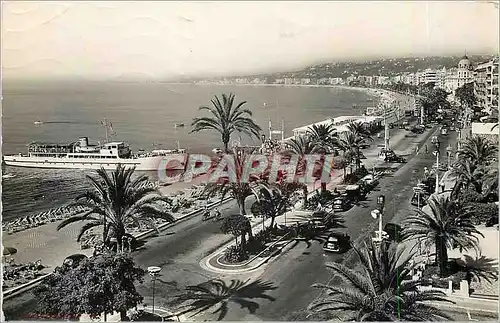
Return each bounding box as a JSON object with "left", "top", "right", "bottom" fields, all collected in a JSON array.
[{"left": 3, "top": 137, "right": 187, "bottom": 171}]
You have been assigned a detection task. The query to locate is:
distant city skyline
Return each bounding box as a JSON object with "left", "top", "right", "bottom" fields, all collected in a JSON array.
[{"left": 2, "top": 1, "right": 499, "bottom": 81}]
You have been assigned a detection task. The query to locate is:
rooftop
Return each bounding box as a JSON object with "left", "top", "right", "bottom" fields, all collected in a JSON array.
[{"left": 104, "top": 142, "right": 125, "bottom": 146}]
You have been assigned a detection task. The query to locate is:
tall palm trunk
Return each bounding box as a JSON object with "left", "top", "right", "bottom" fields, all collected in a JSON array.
[
  {"left": 237, "top": 195, "right": 246, "bottom": 215},
  {"left": 241, "top": 233, "right": 246, "bottom": 248},
  {"left": 435, "top": 236, "right": 449, "bottom": 277}
]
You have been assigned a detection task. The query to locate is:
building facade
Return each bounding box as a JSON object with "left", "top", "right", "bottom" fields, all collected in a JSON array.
[{"left": 474, "top": 56, "right": 499, "bottom": 115}]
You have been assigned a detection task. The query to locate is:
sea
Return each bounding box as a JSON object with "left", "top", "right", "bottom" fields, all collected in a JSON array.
[{"left": 1, "top": 80, "right": 378, "bottom": 222}]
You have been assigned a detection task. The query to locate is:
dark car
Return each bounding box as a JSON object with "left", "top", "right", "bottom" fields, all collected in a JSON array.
[
  {"left": 345, "top": 184, "right": 366, "bottom": 202},
  {"left": 384, "top": 223, "right": 403, "bottom": 242},
  {"left": 332, "top": 197, "right": 350, "bottom": 211},
  {"left": 323, "top": 232, "right": 351, "bottom": 253},
  {"left": 385, "top": 154, "right": 406, "bottom": 163}
]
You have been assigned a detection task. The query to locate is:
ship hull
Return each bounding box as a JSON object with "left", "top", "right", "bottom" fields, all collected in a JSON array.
[{"left": 3, "top": 155, "right": 186, "bottom": 171}]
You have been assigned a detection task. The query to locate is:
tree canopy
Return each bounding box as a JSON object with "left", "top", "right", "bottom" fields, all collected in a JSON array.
[{"left": 34, "top": 252, "right": 145, "bottom": 320}]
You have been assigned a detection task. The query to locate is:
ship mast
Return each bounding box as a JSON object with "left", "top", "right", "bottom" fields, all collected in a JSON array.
[{"left": 102, "top": 118, "right": 109, "bottom": 143}]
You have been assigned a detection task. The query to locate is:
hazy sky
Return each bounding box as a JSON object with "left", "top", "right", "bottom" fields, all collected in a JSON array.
[{"left": 2, "top": 1, "right": 499, "bottom": 80}]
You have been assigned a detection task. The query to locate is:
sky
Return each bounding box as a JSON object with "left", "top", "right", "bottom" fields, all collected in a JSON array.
[{"left": 2, "top": 1, "right": 499, "bottom": 81}]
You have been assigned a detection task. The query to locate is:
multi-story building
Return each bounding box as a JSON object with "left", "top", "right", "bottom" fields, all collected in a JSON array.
[
  {"left": 421, "top": 69, "right": 439, "bottom": 85},
  {"left": 378, "top": 76, "right": 390, "bottom": 85},
  {"left": 444, "top": 67, "right": 458, "bottom": 93},
  {"left": 457, "top": 55, "right": 475, "bottom": 89},
  {"left": 474, "top": 56, "right": 499, "bottom": 115},
  {"left": 442, "top": 56, "right": 475, "bottom": 100},
  {"left": 402, "top": 73, "right": 414, "bottom": 84}
]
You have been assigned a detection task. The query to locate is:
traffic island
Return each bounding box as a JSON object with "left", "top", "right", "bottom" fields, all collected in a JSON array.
[{"left": 202, "top": 235, "right": 294, "bottom": 274}]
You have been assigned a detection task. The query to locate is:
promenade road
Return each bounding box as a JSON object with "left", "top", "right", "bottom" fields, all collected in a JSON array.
[
  {"left": 196, "top": 127, "right": 463, "bottom": 321},
  {"left": 3, "top": 123, "right": 454, "bottom": 320}
]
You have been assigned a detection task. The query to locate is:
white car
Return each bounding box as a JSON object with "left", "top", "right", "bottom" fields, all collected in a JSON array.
[{"left": 360, "top": 174, "right": 379, "bottom": 187}]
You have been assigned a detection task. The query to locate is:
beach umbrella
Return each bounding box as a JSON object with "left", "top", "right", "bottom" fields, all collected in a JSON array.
[{"left": 3, "top": 246, "right": 17, "bottom": 256}]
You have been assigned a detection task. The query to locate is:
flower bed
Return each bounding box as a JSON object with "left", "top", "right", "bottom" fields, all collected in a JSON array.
[{"left": 220, "top": 226, "right": 293, "bottom": 264}]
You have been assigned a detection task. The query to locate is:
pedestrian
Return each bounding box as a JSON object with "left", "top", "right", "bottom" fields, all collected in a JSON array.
[
  {"left": 440, "top": 183, "right": 445, "bottom": 193},
  {"left": 425, "top": 144, "right": 428, "bottom": 154},
  {"left": 424, "top": 167, "right": 429, "bottom": 177}
]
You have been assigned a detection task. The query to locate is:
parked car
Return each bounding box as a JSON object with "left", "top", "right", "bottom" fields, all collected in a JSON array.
[
  {"left": 410, "top": 191, "right": 429, "bottom": 207},
  {"left": 385, "top": 152, "right": 406, "bottom": 163},
  {"left": 345, "top": 184, "right": 366, "bottom": 202},
  {"left": 332, "top": 197, "right": 350, "bottom": 211},
  {"left": 323, "top": 232, "right": 351, "bottom": 253},
  {"left": 360, "top": 174, "right": 379, "bottom": 187},
  {"left": 359, "top": 143, "right": 371, "bottom": 149}
]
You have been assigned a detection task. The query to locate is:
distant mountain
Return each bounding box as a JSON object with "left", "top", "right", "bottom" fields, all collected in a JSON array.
[
  {"left": 273, "top": 55, "right": 496, "bottom": 78},
  {"left": 195, "top": 54, "right": 497, "bottom": 82}
]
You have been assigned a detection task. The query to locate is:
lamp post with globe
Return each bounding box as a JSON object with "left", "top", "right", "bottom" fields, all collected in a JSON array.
[
  {"left": 446, "top": 145, "right": 453, "bottom": 170},
  {"left": 147, "top": 266, "right": 162, "bottom": 315},
  {"left": 371, "top": 195, "right": 386, "bottom": 244},
  {"left": 431, "top": 136, "right": 441, "bottom": 194}
]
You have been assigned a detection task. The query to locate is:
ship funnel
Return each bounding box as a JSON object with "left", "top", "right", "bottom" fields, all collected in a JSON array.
[{"left": 79, "top": 137, "right": 89, "bottom": 147}]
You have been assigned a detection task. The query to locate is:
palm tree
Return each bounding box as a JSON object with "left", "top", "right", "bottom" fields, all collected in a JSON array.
[
  {"left": 450, "top": 158, "right": 485, "bottom": 196},
  {"left": 346, "top": 121, "right": 373, "bottom": 170},
  {"left": 402, "top": 195, "right": 483, "bottom": 277},
  {"left": 203, "top": 148, "right": 263, "bottom": 215},
  {"left": 455, "top": 255, "right": 498, "bottom": 287},
  {"left": 285, "top": 136, "right": 320, "bottom": 197},
  {"left": 309, "top": 240, "right": 453, "bottom": 321},
  {"left": 191, "top": 93, "right": 261, "bottom": 153},
  {"left": 57, "top": 165, "right": 175, "bottom": 251},
  {"left": 251, "top": 186, "right": 288, "bottom": 229},
  {"left": 336, "top": 131, "right": 366, "bottom": 173},
  {"left": 458, "top": 136, "right": 498, "bottom": 167},
  {"left": 172, "top": 279, "right": 276, "bottom": 321},
  {"left": 306, "top": 123, "right": 338, "bottom": 153}
]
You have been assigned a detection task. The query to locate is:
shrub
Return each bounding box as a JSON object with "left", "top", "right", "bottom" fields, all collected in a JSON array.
[
  {"left": 223, "top": 245, "right": 248, "bottom": 263},
  {"left": 245, "top": 237, "right": 266, "bottom": 254},
  {"left": 458, "top": 189, "right": 483, "bottom": 204},
  {"left": 467, "top": 203, "right": 498, "bottom": 225}
]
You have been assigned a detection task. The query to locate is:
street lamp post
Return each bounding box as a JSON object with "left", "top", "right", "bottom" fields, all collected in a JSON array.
[
  {"left": 147, "top": 266, "right": 162, "bottom": 315},
  {"left": 431, "top": 137, "right": 440, "bottom": 194},
  {"left": 413, "top": 186, "right": 424, "bottom": 209},
  {"left": 371, "top": 195, "right": 386, "bottom": 243},
  {"left": 446, "top": 145, "right": 453, "bottom": 170}
]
